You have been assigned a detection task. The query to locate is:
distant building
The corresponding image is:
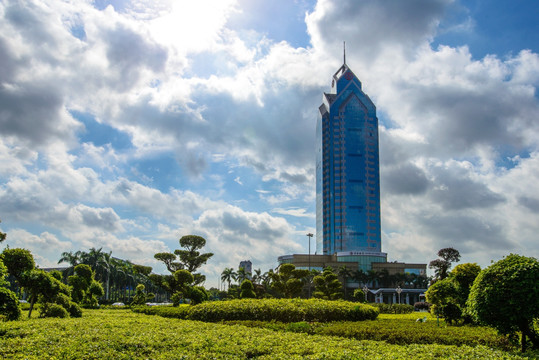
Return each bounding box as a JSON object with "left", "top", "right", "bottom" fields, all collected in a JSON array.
[{"left": 239, "top": 260, "right": 252, "bottom": 279}]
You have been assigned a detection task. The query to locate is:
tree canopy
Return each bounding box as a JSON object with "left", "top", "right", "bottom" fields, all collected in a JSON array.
[
  {"left": 0, "top": 219, "right": 6, "bottom": 243},
  {"left": 467, "top": 254, "right": 539, "bottom": 351},
  {"left": 313, "top": 267, "right": 343, "bottom": 300},
  {"left": 270, "top": 264, "right": 308, "bottom": 298},
  {"left": 154, "top": 235, "right": 213, "bottom": 286},
  {"left": 425, "top": 262, "right": 480, "bottom": 324},
  {"left": 429, "top": 247, "right": 461, "bottom": 281}
]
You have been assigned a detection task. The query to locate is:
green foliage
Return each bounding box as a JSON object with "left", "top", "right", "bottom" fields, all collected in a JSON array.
[
  {"left": 0, "top": 309, "right": 531, "bottom": 359},
  {"left": 0, "top": 287, "right": 21, "bottom": 321},
  {"left": 132, "top": 264, "right": 153, "bottom": 276},
  {"left": 467, "top": 254, "right": 539, "bottom": 351},
  {"left": 41, "top": 303, "right": 69, "bottom": 318},
  {"left": 186, "top": 298, "right": 379, "bottom": 322},
  {"left": 0, "top": 258, "right": 8, "bottom": 287},
  {"left": 0, "top": 219, "right": 6, "bottom": 243},
  {"left": 175, "top": 235, "right": 214, "bottom": 274},
  {"left": 154, "top": 235, "right": 213, "bottom": 287},
  {"left": 414, "top": 302, "right": 431, "bottom": 311},
  {"left": 1, "top": 248, "right": 35, "bottom": 281},
  {"left": 21, "top": 269, "right": 71, "bottom": 318},
  {"left": 429, "top": 247, "right": 460, "bottom": 280},
  {"left": 226, "top": 317, "right": 514, "bottom": 351},
  {"left": 131, "top": 284, "right": 155, "bottom": 306},
  {"left": 270, "top": 264, "right": 308, "bottom": 298},
  {"left": 188, "top": 286, "right": 208, "bottom": 305},
  {"left": 68, "top": 264, "right": 103, "bottom": 308},
  {"left": 426, "top": 278, "right": 461, "bottom": 324},
  {"left": 426, "top": 263, "right": 481, "bottom": 325},
  {"left": 451, "top": 263, "right": 481, "bottom": 305},
  {"left": 240, "top": 279, "right": 256, "bottom": 299},
  {"left": 313, "top": 267, "right": 343, "bottom": 300},
  {"left": 353, "top": 288, "right": 366, "bottom": 302},
  {"left": 49, "top": 270, "right": 63, "bottom": 281},
  {"left": 132, "top": 304, "right": 190, "bottom": 319},
  {"left": 68, "top": 302, "right": 83, "bottom": 318},
  {"left": 371, "top": 303, "right": 414, "bottom": 314}
]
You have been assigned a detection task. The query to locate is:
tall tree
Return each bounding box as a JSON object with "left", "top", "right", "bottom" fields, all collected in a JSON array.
[
  {"left": 270, "top": 264, "right": 309, "bottom": 298},
  {"left": 313, "top": 267, "right": 343, "bottom": 300},
  {"left": 467, "top": 254, "right": 539, "bottom": 352},
  {"left": 236, "top": 267, "right": 250, "bottom": 285},
  {"left": 220, "top": 267, "right": 236, "bottom": 291},
  {"left": 252, "top": 268, "right": 262, "bottom": 285},
  {"left": 175, "top": 235, "right": 214, "bottom": 273},
  {"left": 429, "top": 247, "right": 461, "bottom": 281},
  {"left": 337, "top": 266, "right": 352, "bottom": 299},
  {"left": 155, "top": 235, "right": 213, "bottom": 286}
]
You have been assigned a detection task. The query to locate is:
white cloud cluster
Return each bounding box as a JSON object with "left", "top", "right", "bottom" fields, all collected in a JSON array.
[{"left": 0, "top": 0, "right": 538, "bottom": 286}]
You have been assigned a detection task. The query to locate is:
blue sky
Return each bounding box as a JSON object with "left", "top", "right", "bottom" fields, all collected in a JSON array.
[{"left": 1, "top": 0, "right": 538, "bottom": 288}]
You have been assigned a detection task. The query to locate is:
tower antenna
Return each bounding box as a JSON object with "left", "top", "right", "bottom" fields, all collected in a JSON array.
[{"left": 343, "top": 41, "right": 346, "bottom": 65}]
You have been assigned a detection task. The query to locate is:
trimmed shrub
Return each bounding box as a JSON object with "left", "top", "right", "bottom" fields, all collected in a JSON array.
[
  {"left": 68, "top": 302, "right": 83, "bottom": 318},
  {"left": 131, "top": 304, "right": 190, "bottom": 319},
  {"left": 371, "top": 303, "right": 414, "bottom": 314},
  {"left": 414, "top": 302, "right": 431, "bottom": 311},
  {"left": 186, "top": 298, "right": 379, "bottom": 322},
  {"left": 0, "top": 287, "right": 21, "bottom": 321},
  {"left": 240, "top": 280, "right": 256, "bottom": 299},
  {"left": 42, "top": 304, "right": 69, "bottom": 318}
]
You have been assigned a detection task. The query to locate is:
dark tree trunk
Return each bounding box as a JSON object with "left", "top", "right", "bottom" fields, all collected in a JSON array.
[
  {"left": 28, "top": 297, "right": 36, "bottom": 318},
  {"left": 519, "top": 322, "right": 539, "bottom": 352}
]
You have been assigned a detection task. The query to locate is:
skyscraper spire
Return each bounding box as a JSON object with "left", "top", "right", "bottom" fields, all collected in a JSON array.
[{"left": 343, "top": 41, "right": 346, "bottom": 65}]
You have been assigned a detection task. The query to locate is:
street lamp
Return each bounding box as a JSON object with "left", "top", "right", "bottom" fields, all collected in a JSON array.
[
  {"left": 306, "top": 233, "right": 313, "bottom": 298},
  {"left": 362, "top": 285, "right": 369, "bottom": 303},
  {"left": 396, "top": 286, "right": 402, "bottom": 304}
]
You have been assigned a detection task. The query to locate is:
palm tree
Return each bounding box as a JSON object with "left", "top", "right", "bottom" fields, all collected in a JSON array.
[
  {"left": 236, "top": 267, "right": 249, "bottom": 285},
  {"left": 58, "top": 250, "right": 82, "bottom": 278},
  {"left": 221, "top": 268, "right": 236, "bottom": 291},
  {"left": 377, "top": 269, "right": 390, "bottom": 288},
  {"left": 337, "top": 266, "right": 352, "bottom": 299},
  {"left": 252, "top": 269, "right": 263, "bottom": 284},
  {"left": 367, "top": 270, "right": 378, "bottom": 288},
  {"left": 352, "top": 269, "right": 367, "bottom": 286}
]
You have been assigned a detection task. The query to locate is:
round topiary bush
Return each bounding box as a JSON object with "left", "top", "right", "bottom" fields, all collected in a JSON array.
[
  {"left": 0, "top": 287, "right": 21, "bottom": 321},
  {"left": 68, "top": 302, "right": 83, "bottom": 318},
  {"left": 43, "top": 304, "right": 69, "bottom": 318}
]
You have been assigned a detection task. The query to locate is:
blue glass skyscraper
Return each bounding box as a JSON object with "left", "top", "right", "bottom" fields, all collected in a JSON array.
[{"left": 316, "top": 61, "right": 383, "bottom": 258}]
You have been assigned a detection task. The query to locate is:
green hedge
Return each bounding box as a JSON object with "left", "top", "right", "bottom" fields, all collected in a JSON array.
[
  {"left": 371, "top": 303, "right": 414, "bottom": 314},
  {"left": 223, "top": 318, "right": 514, "bottom": 350},
  {"left": 133, "top": 299, "right": 379, "bottom": 322},
  {"left": 0, "top": 309, "right": 532, "bottom": 359},
  {"left": 132, "top": 304, "right": 190, "bottom": 319}
]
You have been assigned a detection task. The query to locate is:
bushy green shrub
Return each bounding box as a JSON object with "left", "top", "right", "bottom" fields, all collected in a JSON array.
[
  {"left": 187, "top": 298, "right": 378, "bottom": 322},
  {"left": 414, "top": 302, "right": 431, "bottom": 311},
  {"left": 131, "top": 304, "right": 190, "bottom": 319},
  {"left": 223, "top": 317, "right": 514, "bottom": 350},
  {"left": 371, "top": 303, "right": 414, "bottom": 314},
  {"left": 42, "top": 304, "right": 69, "bottom": 318},
  {"left": 240, "top": 279, "right": 256, "bottom": 299},
  {"left": 0, "top": 287, "right": 21, "bottom": 321},
  {"left": 0, "top": 309, "right": 528, "bottom": 359},
  {"left": 189, "top": 286, "right": 208, "bottom": 305},
  {"left": 68, "top": 302, "right": 83, "bottom": 318}
]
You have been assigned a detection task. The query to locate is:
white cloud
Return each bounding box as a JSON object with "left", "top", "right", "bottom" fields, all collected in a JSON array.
[{"left": 0, "top": 0, "right": 538, "bottom": 284}]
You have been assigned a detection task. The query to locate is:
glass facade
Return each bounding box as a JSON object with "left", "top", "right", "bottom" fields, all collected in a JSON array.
[
  {"left": 337, "top": 254, "right": 387, "bottom": 272},
  {"left": 316, "top": 64, "right": 382, "bottom": 255}
]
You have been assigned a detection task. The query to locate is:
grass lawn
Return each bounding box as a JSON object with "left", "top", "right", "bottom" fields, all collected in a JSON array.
[{"left": 1, "top": 309, "right": 537, "bottom": 359}]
